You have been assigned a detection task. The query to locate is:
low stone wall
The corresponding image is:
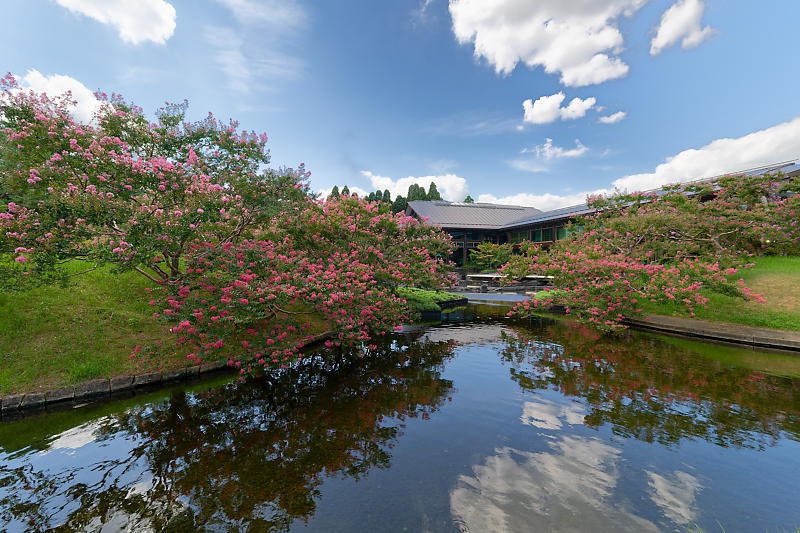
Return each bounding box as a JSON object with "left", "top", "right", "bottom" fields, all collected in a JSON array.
[{"left": 0, "top": 331, "right": 334, "bottom": 420}]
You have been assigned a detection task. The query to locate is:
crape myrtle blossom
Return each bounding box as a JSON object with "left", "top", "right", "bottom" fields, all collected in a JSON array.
[
  {"left": 500, "top": 174, "right": 799, "bottom": 331},
  {"left": 0, "top": 72, "right": 456, "bottom": 375}
]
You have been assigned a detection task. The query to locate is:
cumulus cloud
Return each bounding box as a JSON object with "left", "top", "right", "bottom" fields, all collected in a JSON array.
[
  {"left": 360, "top": 171, "right": 469, "bottom": 202},
  {"left": 598, "top": 110, "right": 627, "bottom": 124},
  {"left": 650, "top": 0, "right": 716, "bottom": 55},
  {"left": 481, "top": 115, "right": 800, "bottom": 211},
  {"left": 612, "top": 116, "right": 800, "bottom": 191},
  {"left": 646, "top": 470, "right": 702, "bottom": 525},
  {"left": 523, "top": 92, "right": 596, "bottom": 124},
  {"left": 450, "top": 437, "right": 659, "bottom": 532},
  {"left": 13, "top": 70, "right": 103, "bottom": 124},
  {"left": 523, "top": 138, "right": 589, "bottom": 160},
  {"left": 55, "top": 0, "right": 176, "bottom": 44},
  {"left": 449, "top": 0, "right": 647, "bottom": 86},
  {"left": 520, "top": 398, "right": 586, "bottom": 430},
  {"left": 478, "top": 191, "right": 600, "bottom": 212}
]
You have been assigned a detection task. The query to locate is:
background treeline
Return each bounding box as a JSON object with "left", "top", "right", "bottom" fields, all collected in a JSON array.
[{"left": 327, "top": 182, "right": 475, "bottom": 213}]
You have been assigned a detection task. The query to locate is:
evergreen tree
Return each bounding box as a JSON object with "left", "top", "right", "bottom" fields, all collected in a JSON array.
[
  {"left": 341, "top": 185, "right": 350, "bottom": 197},
  {"left": 407, "top": 184, "right": 425, "bottom": 201},
  {"left": 392, "top": 195, "right": 408, "bottom": 213},
  {"left": 366, "top": 192, "right": 375, "bottom": 202},
  {"left": 463, "top": 195, "right": 474, "bottom": 203},
  {"left": 382, "top": 189, "right": 391, "bottom": 203},
  {"left": 329, "top": 185, "right": 340, "bottom": 200},
  {"left": 427, "top": 182, "right": 442, "bottom": 201}
]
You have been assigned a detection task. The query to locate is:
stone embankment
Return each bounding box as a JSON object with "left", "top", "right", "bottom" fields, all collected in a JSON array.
[{"left": 0, "top": 331, "right": 333, "bottom": 419}]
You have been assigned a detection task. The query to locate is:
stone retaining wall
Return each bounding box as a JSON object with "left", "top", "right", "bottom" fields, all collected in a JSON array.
[{"left": 0, "top": 331, "right": 334, "bottom": 420}]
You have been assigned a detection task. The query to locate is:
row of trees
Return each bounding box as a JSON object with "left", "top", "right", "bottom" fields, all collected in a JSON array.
[
  {"left": 328, "top": 182, "right": 475, "bottom": 213},
  {"left": 499, "top": 173, "right": 800, "bottom": 330},
  {"left": 0, "top": 73, "right": 455, "bottom": 374}
]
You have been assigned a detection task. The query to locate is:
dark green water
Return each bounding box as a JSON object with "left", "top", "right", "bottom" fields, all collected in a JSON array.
[{"left": 2, "top": 306, "right": 800, "bottom": 532}]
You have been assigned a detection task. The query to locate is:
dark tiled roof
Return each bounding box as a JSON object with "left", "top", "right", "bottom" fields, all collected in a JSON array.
[{"left": 407, "top": 200, "right": 541, "bottom": 230}]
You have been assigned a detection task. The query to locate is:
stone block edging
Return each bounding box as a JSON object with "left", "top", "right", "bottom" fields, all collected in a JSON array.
[
  {"left": 623, "top": 317, "right": 800, "bottom": 353},
  {"left": 0, "top": 330, "right": 334, "bottom": 419}
]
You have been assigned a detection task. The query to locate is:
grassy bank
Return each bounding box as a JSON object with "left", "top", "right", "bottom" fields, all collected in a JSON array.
[
  {"left": 0, "top": 266, "right": 327, "bottom": 395},
  {"left": 641, "top": 256, "right": 800, "bottom": 331}
]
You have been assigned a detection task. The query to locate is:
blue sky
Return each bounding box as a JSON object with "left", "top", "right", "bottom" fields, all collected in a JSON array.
[{"left": 3, "top": 0, "right": 800, "bottom": 209}]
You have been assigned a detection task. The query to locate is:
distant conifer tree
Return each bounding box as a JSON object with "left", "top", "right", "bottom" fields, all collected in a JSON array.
[
  {"left": 341, "top": 185, "right": 350, "bottom": 196},
  {"left": 463, "top": 195, "right": 474, "bottom": 203},
  {"left": 427, "top": 182, "right": 442, "bottom": 201},
  {"left": 382, "top": 189, "right": 391, "bottom": 203},
  {"left": 329, "top": 185, "right": 340, "bottom": 199}
]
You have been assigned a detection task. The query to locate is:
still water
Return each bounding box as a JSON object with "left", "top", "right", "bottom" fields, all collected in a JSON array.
[{"left": 2, "top": 306, "right": 800, "bottom": 532}]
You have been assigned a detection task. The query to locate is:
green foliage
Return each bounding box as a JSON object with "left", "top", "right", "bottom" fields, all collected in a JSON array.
[
  {"left": 395, "top": 287, "right": 463, "bottom": 313},
  {"left": 463, "top": 195, "right": 474, "bottom": 203},
  {"left": 427, "top": 182, "right": 442, "bottom": 201},
  {"left": 392, "top": 195, "right": 408, "bottom": 214},
  {"left": 329, "top": 185, "right": 340, "bottom": 199},
  {"left": 470, "top": 242, "right": 513, "bottom": 271}
]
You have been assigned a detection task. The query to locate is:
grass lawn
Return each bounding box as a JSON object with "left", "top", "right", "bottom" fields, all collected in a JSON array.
[
  {"left": 0, "top": 264, "right": 328, "bottom": 395},
  {"left": 641, "top": 256, "right": 800, "bottom": 332}
]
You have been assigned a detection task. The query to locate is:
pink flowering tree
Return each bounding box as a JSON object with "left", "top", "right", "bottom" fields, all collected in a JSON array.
[
  {"left": 502, "top": 173, "right": 799, "bottom": 330},
  {"left": 160, "top": 196, "right": 455, "bottom": 376},
  {"left": 0, "top": 74, "right": 456, "bottom": 374},
  {"left": 0, "top": 73, "right": 308, "bottom": 290}
]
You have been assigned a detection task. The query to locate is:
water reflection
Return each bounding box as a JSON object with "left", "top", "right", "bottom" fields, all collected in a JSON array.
[
  {"left": 0, "top": 337, "right": 455, "bottom": 532},
  {"left": 2, "top": 312, "right": 800, "bottom": 532},
  {"left": 451, "top": 436, "right": 660, "bottom": 533},
  {"left": 499, "top": 319, "right": 800, "bottom": 449}
]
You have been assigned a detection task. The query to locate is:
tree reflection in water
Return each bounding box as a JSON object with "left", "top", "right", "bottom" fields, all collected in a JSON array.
[
  {"left": 0, "top": 337, "right": 455, "bottom": 532},
  {"left": 499, "top": 319, "right": 800, "bottom": 449}
]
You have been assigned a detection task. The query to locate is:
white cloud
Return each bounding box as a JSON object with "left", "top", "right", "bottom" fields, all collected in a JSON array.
[
  {"left": 650, "top": 0, "right": 715, "bottom": 55},
  {"left": 214, "top": 0, "right": 308, "bottom": 30},
  {"left": 411, "top": 0, "right": 435, "bottom": 26},
  {"left": 478, "top": 191, "right": 600, "bottom": 212},
  {"left": 612, "top": 116, "right": 800, "bottom": 191},
  {"left": 55, "top": 0, "right": 176, "bottom": 45},
  {"left": 508, "top": 160, "right": 548, "bottom": 174},
  {"left": 646, "top": 470, "right": 702, "bottom": 525},
  {"left": 360, "top": 171, "right": 469, "bottom": 202},
  {"left": 480, "top": 115, "right": 800, "bottom": 211},
  {"left": 205, "top": 27, "right": 251, "bottom": 93},
  {"left": 599, "top": 111, "right": 627, "bottom": 124},
  {"left": 427, "top": 112, "right": 521, "bottom": 136},
  {"left": 450, "top": 437, "right": 660, "bottom": 533},
  {"left": 523, "top": 92, "right": 596, "bottom": 124},
  {"left": 449, "top": 0, "right": 647, "bottom": 86},
  {"left": 205, "top": 25, "right": 304, "bottom": 94},
  {"left": 13, "top": 70, "right": 104, "bottom": 124},
  {"left": 520, "top": 398, "right": 585, "bottom": 430},
  {"left": 204, "top": 1, "right": 307, "bottom": 95},
  {"left": 523, "top": 138, "right": 589, "bottom": 160}
]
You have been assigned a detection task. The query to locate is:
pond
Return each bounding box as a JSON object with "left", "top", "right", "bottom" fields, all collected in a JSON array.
[{"left": 2, "top": 305, "right": 800, "bottom": 532}]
